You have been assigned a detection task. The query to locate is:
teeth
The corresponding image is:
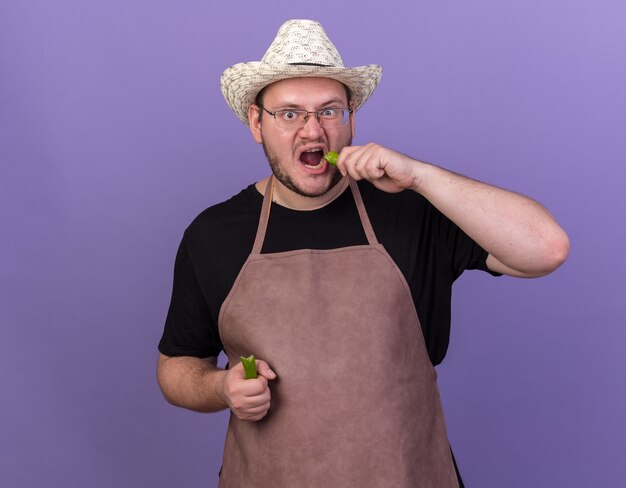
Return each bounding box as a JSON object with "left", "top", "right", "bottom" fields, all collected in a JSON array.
[{"left": 303, "top": 162, "right": 324, "bottom": 169}]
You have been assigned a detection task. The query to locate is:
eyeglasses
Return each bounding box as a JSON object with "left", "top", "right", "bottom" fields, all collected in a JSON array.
[{"left": 258, "top": 105, "right": 353, "bottom": 129}]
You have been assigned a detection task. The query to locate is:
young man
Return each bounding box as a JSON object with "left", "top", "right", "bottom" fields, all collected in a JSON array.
[{"left": 157, "top": 19, "right": 569, "bottom": 487}]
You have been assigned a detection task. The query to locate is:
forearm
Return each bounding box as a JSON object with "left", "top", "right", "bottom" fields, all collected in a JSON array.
[
  {"left": 335, "top": 143, "right": 569, "bottom": 276},
  {"left": 157, "top": 353, "right": 228, "bottom": 413},
  {"left": 414, "top": 163, "right": 569, "bottom": 277}
]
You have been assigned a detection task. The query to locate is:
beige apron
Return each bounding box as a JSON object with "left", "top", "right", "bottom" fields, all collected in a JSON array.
[{"left": 218, "top": 177, "right": 459, "bottom": 487}]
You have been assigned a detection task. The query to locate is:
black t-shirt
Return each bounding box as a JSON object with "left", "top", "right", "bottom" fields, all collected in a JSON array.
[{"left": 159, "top": 179, "right": 497, "bottom": 366}]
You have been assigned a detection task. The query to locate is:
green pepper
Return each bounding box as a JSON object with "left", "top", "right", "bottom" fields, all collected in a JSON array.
[
  {"left": 240, "top": 354, "right": 258, "bottom": 379},
  {"left": 323, "top": 151, "right": 339, "bottom": 166}
]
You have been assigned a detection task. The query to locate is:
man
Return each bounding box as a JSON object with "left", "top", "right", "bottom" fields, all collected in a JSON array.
[{"left": 157, "top": 20, "right": 569, "bottom": 487}]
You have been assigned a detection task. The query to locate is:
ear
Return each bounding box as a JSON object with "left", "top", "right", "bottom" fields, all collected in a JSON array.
[{"left": 248, "top": 104, "right": 263, "bottom": 144}]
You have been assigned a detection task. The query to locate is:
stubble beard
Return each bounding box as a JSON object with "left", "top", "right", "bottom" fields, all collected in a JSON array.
[{"left": 261, "top": 138, "right": 350, "bottom": 198}]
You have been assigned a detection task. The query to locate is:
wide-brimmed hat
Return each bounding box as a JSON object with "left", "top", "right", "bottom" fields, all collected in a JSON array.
[{"left": 220, "top": 19, "right": 382, "bottom": 126}]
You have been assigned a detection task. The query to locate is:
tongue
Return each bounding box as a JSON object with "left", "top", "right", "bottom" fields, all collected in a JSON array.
[{"left": 300, "top": 151, "right": 322, "bottom": 166}]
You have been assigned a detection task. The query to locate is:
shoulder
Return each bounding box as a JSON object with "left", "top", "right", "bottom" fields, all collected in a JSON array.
[
  {"left": 358, "top": 179, "right": 429, "bottom": 204},
  {"left": 357, "top": 179, "right": 436, "bottom": 224},
  {"left": 356, "top": 180, "right": 466, "bottom": 259},
  {"left": 182, "top": 183, "right": 261, "bottom": 254}
]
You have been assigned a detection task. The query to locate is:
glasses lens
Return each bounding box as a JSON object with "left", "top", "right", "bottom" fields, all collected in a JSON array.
[
  {"left": 319, "top": 109, "right": 350, "bottom": 128},
  {"left": 273, "top": 110, "right": 302, "bottom": 128}
]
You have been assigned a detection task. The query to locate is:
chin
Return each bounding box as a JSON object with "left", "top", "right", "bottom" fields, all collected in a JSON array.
[{"left": 288, "top": 172, "right": 342, "bottom": 198}]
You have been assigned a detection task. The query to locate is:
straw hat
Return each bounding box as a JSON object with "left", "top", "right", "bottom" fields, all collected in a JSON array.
[{"left": 220, "top": 19, "right": 382, "bottom": 126}]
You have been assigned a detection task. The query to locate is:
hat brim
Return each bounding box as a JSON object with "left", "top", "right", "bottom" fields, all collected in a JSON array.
[{"left": 221, "top": 62, "right": 382, "bottom": 126}]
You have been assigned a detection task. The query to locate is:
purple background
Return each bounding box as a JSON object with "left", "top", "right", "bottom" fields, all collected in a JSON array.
[{"left": 2, "top": 1, "right": 625, "bottom": 486}]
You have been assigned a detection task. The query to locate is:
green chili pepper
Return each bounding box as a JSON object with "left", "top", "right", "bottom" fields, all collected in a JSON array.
[
  {"left": 323, "top": 151, "right": 339, "bottom": 166},
  {"left": 240, "top": 354, "right": 258, "bottom": 379}
]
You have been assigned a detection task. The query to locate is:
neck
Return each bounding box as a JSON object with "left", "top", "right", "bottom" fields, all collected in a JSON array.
[{"left": 255, "top": 176, "right": 350, "bottom": 210}]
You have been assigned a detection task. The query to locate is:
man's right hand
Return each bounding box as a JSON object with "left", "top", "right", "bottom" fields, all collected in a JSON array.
[{"left": 219, "top": 359, "right": 276, "bottom": 421}]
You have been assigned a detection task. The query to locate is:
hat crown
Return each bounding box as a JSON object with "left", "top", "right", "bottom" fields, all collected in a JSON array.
[
  {"left": 261, "top": 19, "right": 345, "bottom": 68},
  {"left": 221, "top": 19, "right": 381, "bottom": 126}
]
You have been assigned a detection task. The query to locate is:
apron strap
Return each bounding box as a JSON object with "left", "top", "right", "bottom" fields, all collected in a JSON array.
[
  {"left": 251, "top": 175, "right": 380, "bottom": 255},
  {"left": 349, "top": 177, "right": 379, "bottom": 246},
  {"left": 251, "top": 176, "right": 274, "bottom": 255}
]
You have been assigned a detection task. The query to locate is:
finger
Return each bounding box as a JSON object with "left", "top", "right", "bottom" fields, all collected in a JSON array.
[
  {"left": 336, "top": 145, "right": 360, "bottom": 176},
  {"left": 239, "top": 405, "right": 270, "bottom": 421},
  {"left": 238, "top": 375, "right": 269, "bottom": 396},
  {"left": 229, "top": 387, "right": 270, "bottom": 412},
  {"left": 255, "top": 360, "right": 277, "bottom": 380},
  {"left": 248, "top": 411, "right": 269, "bottom": 421},
  {"left": 351, "top": 144, "right": 390, "bottom": 181},
  {"left": 341, "top": 146, "right": 369, "bottom": 180},
  {"left": 235, "top": 405, "right": 269, "bottom": 421},
  {"left": 246, "top": 394, "right": 271, "bottom": 411},
  {"left": 345, "top": 146, "right": 380, "bottom": 181},
  {"left": 230, "top": 360, "right": 248, "bottom": 378},
  {"left": 235, "top": 394, "right": 271, "bottom": 421},
  {"left": 363, "top": 158, "right": 386, "bottom": 180}
]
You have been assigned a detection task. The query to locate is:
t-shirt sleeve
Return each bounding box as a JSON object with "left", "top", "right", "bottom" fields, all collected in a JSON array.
[
  {"left": 158, "top": 238, "right": 223, "bottom": 358},
  {"left": 434, "top": 209, "right": 502, "bottom": 280}
]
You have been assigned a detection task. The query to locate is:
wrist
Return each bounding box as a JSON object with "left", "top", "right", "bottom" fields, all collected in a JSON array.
[
  {"left": 409, "top": 159, "right": 433, "bottom": 194},
  {"left": 208, "top": 368, "right": 230, "bottom": 410}
]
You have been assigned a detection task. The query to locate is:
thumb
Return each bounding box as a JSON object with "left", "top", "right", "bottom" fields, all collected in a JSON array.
[{"left": 255, "top": 359, "right": 277, "bottom": 380}]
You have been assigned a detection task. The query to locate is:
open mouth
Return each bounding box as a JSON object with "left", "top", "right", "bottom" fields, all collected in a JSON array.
[{"left": 299, "top": 148, "right": 325, "bottom": 170}]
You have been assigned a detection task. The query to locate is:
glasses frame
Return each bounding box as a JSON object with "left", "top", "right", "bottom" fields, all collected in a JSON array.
[{"left": 258, "top": 105, "right": 353, "bottom": 129}]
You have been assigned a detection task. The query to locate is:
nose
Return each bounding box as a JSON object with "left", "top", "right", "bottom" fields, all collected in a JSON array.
[{"left": 299, "top": 112, "right": 325, "bottom": 138}]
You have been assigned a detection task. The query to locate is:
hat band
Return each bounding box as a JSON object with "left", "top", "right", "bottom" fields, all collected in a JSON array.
[{"left": 288, "top": 62, "right": 335, "bottom": 67}]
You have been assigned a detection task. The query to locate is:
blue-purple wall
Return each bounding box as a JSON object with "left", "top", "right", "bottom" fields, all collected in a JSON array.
[{"left": 2, "top": 1, "right": 625, "bottom": 486}]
